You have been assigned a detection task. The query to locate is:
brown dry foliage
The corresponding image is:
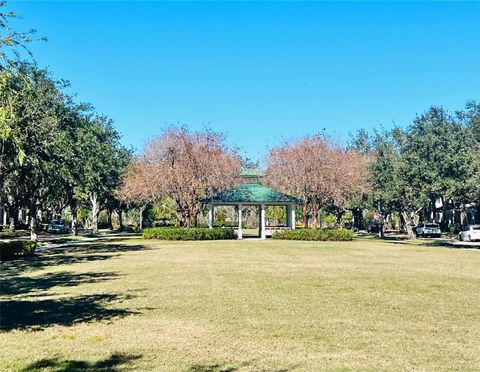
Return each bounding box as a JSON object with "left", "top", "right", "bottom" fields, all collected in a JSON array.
[
  {"left": 265, "top": 134, "right": 370, "bottom": 227},
  {"left": 118, "top": 158, "right": 154, "bottom": 205},
  {"left": 119, "top": 127, "right": 241, "bottom": 226}
]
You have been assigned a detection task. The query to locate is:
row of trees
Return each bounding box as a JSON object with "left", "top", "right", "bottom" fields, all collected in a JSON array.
[
  {"left": 121, "top": 103, "right": 479, "bottom": 239},
  {"left": 0, "top": 63, "right": 130, "bottom": 240},
  {"left": 1, "top": 3, "right": 131, "bottom": 240},
  {"left": 2, "top": 2, "right": 478, "bottom": 240},
  {"left": 349, "top": 104, "right": 480, "bottom": 237},
  {"left": 120, "top": 127, "right": 370, "bottom": 230}
]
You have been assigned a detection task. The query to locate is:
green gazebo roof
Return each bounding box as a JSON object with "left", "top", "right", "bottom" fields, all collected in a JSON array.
[{"left": 205, "top": 183, "right": 301, "bottom": 204}]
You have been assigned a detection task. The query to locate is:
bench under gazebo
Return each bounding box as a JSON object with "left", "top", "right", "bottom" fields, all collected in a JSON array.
[{"left": 203, "top": 174, "right": 301, "bottom": 239}]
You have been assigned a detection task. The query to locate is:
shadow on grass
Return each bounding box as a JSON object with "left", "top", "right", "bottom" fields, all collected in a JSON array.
[
  {"left": 22, "top": 352, "right": 142, "bottom": 371},
  {"left": 379, "top": 235, "right": 411, "bottom": 241},
  {"left": 1, "top": 271, "right": 120, "bottom": 297},
  {"left": 0, "top": 242, "right": 144, "bottom": 332},
  {"left": 53, "top": 242, "right": 145, "bottom": 255},
  {"left": 414, "top": 239, "right": 480, "bottom": 249},
  {"left": 188, "top": 364, "right": 289, "bottom": 372},
  {"left": 1, "top": 243, "right": 145, "bottom": 275},
  {"left": 0, "top": 294, "right": 137, "bottom": 332},
  {"left": 47, "top": 237, "right": 83, "bottom": 245},
  {"left": 368, "top": 236, "right": 480, "bottom": 249},
  {"left": 357, "top": 233, "right": 411, "bottom": 242},
  {"left": 189, "top": 364, "right": 240, "bottom": 372}
]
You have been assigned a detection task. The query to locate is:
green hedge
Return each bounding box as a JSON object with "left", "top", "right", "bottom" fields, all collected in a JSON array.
[
  {"left": 143, "top": 227, "right": 236, "bottom": 241},
  {"left": 271, "top": 228, "right": 354, "bottom": 241},
  {"left": 0, "top": 241, "right": 37, "bottom": 261}
]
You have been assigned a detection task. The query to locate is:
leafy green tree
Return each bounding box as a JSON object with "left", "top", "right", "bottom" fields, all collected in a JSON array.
[
  {"left": 1, "top": 2, "right": 46, "bottom": 178},
  {"left": 0, "top": 64, "right": 66, "bottom": 240},
  {"left": 266, "top": 206, "right": 286, "bottom": 226},
  {"left": 457, "top": 101, "right": 480, "bottom": 218},
  {"left": 42, "top": 102, "right": 94, "bottom": 235},
  {"left": 75, "top": 116, "right": 130, "bottom": 234},
  {"left": 363, "top": 105, "right": 478, "bottom": 237},
  {"left": 0, "top": 1, "right": 46, "bottom": 71},
  {"left": 401, "top": 107, "right": 475, "bottom": 227}
]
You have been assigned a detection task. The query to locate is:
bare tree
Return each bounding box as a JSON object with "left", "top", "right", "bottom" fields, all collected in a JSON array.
[
  {"left": 121, "top": 126, "right": 241, "bottom": 227},
  {"left": 266, "top": 134, "right": 370, "bottom": 228},
  {"left": 118, "top": 159, "right": 155, "bottom": 230}
]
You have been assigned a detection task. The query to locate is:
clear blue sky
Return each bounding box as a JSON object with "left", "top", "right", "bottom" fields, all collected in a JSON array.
[{"left": 12, "top": 1, "right": 480, "bottom": 160}]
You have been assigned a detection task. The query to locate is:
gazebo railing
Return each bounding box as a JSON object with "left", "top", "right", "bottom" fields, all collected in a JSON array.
[
  {"left": 265, "top": 226, "right": 292, "bottom": 237},
  {"left": 231, "top": 225, "right": 292, "bottom": 237}
]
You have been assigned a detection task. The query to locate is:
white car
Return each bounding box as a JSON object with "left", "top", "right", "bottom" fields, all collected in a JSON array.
[
  {"left": 458, "top": 225, "right": 480, "bottom": 242},
  {"left": 415, "top": 223, "right": 441, "bottom": 238}
]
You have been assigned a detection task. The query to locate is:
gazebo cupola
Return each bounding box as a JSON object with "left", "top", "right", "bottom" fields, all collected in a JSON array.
[{"left": 203, "top": 169, "right": 301, "bottom": 239}]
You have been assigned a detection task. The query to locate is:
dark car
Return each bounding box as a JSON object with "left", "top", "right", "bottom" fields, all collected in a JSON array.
[
  {"left": 47, "top": 220, "right": 70, "bottom": 234},
  {"left": 367, "top": 221, "right": 382, "bottom": 233}
]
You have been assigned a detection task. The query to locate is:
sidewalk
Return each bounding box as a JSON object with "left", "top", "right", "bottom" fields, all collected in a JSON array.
[{"left": 359, "top": 231, "right": 480, "bottom": 250}]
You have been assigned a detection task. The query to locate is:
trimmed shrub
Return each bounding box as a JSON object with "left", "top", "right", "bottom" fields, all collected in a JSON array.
[
  {"left": 0, "top": 241, "right": 37, "bottom": 261},
  {"left": 272, "top": 228, "right": 354, "bottom": 241},
  {"left": 143, "top": 227, "right": 236, "bottom": 241}
]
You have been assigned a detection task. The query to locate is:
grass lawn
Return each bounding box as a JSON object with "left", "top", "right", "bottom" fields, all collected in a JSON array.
[{"left": 1, "top": 237, "right": 479, "bottom": 371}]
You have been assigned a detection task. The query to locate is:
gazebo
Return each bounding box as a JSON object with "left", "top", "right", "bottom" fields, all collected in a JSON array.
[{"left": 203, "top": 172, "right": 301, "bottom": 239}]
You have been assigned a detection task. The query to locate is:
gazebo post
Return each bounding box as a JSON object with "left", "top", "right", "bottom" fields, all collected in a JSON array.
[
  {"left": 208, "top": 203, "right": 214, "bottom": 229},
  {"left": 260, "top": 204, "right": 266, "bottom": 239},
  {"left": 290, "top": 203, "right": 296, "bottom": 230},
  {"left": 237, "top": 204, "right": 243, "bottom": 240}
]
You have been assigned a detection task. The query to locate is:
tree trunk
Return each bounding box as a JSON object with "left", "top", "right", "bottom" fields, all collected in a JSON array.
[
  {"left": 37, "top": 207, "right": 43, "bottom": 231},
  {"left": 440, "top": 196, "right": 447, "bottom": 231},
  {"left": 302, "top": 200, "right": 309, "bottom": 228},
  {"left": 180, "top": 207, "right": 189, "bottom": 227},
  {"left": 90, "top": 191, "right": 99, "bottom": 235},
  {"left": 71, "top": 201, "right": 78, "bottom": 236},
  {"left": 8, "top": 204, "right": 16, "bottom": 232},
  {"left": 29, "top": 200, "right": 38, "bottom": 242},
  {"left": 139, "top": 206, "right": 145, "bottom": 231},
  {"left": 107, "top": 208, "right": 113, "bottom": 230},
  {"left": 352, "top": 208, "right": 363, "bottom": 230},
  {"left": 401, "top": 210, "right": 416, "bottom": 239},
  {"left": 193, "top": 209, "right": 200, "bottom": 227},
  {"left": 118, "top": 208, "right": 124, "bottom": 231},
  {"left": 335, "top": 209, "right": 345, "bottom": 227},
  {"left": 460, "top": 203, "right": 467, "bottom": 227},
  {"left": 378, "top": 217, "right": 385, "bottom": 239},
  {"left": 311, "top": 202, "right": 319, "bottom": 229},
  {"left": 431, "top": 199, "right": 436, "bottom": 222},
  {"left": 399, "top": 211, "right": 405, "bottom": 233}
]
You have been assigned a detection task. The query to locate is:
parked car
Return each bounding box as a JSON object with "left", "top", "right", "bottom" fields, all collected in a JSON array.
[
  {"left": 47, "top": 220, "right": 70, "bottom": 234},
  {"left": 415, "top": 223, "right": 441, "bottom": 238},
  {"left": 367, "top": 221, "right": 382, "bottom": 233},
  {"left": 458, "top": 225, "right": 480, "bottom": 242}
]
